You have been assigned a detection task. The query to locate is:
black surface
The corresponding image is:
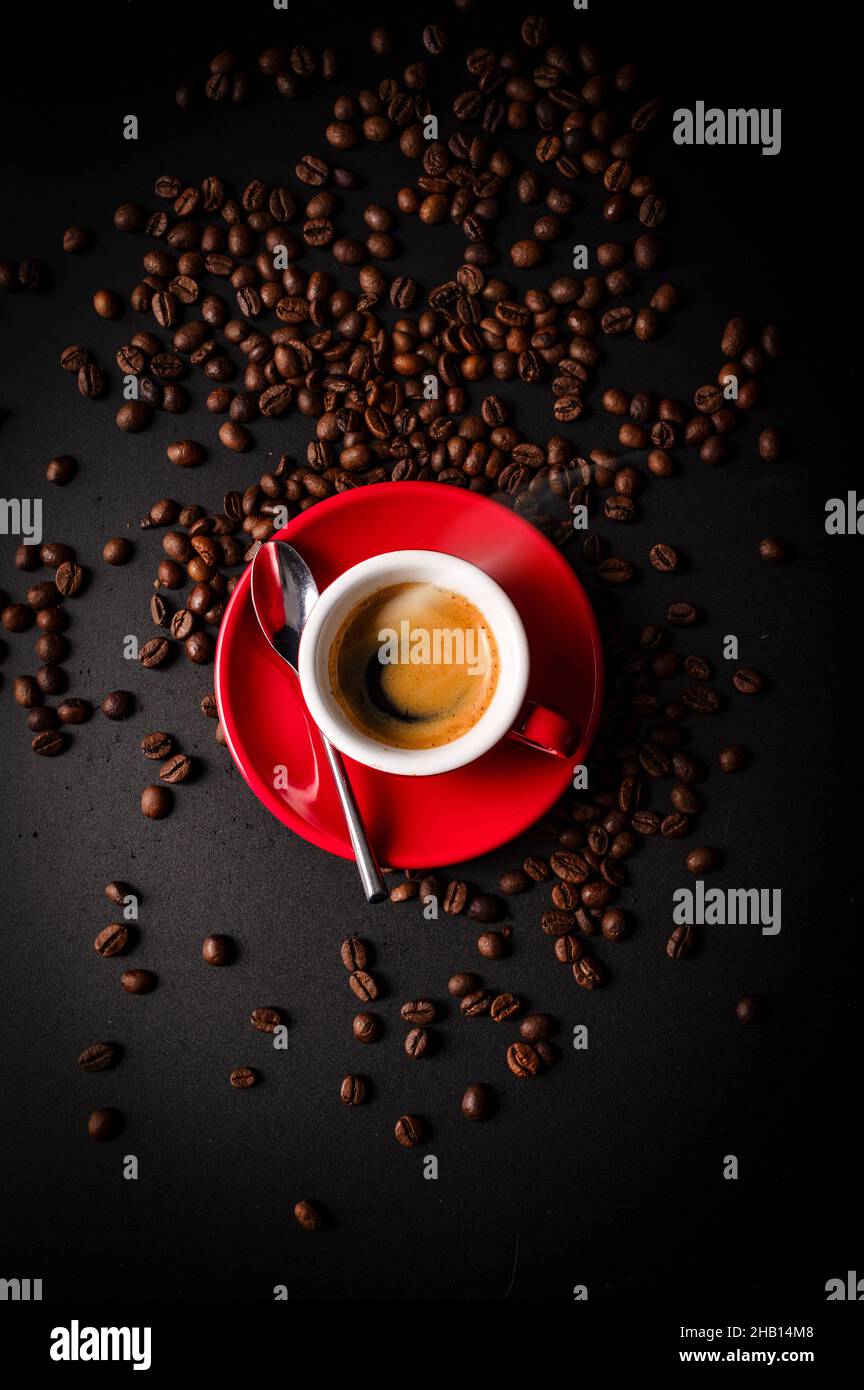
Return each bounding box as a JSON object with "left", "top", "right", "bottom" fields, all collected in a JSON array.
[{"left": 0, "top": 0, "right": 858, "bottom": 1310}]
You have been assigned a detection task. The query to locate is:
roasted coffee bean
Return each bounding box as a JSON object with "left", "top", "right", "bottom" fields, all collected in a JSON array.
[
  {"left": 490, "top": 992, "right": 521, "bottom": 1023},
  {"left": 101, "top": 690, "right": 134, "bottom": 720},
  {"left": 121, "top": 968, "right": 157, "bottom": 994},
  {"left": 666, "top": 925, "right": 695, "bottom": 960},
  {"left": 141, "top": 784, "right": 172, "bottom": 819},
  {"left": 105, "top": 881, "right": 130, "bottom": 905},
  {"left": 79, "top": 1042, "right": 117, "bottom": 1073},
  {"left": 667, "top": 602, "right": 697, "bottom": 627},
  {"left": 185, "top": 631, "right": 214, "bottom": 664},
  {"left": 448, "top": 972, "right": 479, "bottom": 998},
  {"left": 552, "top": 881, "right": 580, "bottom": 910},
  {"left": 519, "top": 1013, "right": 554, "bottom": 1043},
  {"left": 660, "top": 813, "right": 690, "bottom": 839},
  {"left": 443, "top": 879, "right": 469, "bottom": 914},
  {"left": 116, "top": 401, "right": 152, "bottom": 430},
  {"left": 390, "top": 880, "right": 419, "bottom": 903},
  {"left": 94, "top": 923, "right": 129, "bottom": 957},
  {"left": 251, "top": 1007, "right": 282, "bottom": 1033},
  {"left": 550, "top": 850, "right": 591, "bottom": 884},
  {"left": 349, "top": 970, "right": 379, "bottom": 1002},
  {"left": 230, "top": 1067, "right": 258, "bottom": 1089},
  {"left": 27, "top": 708, "right": 58, "bottom": 732},
  {"left": 160, "top": 753, "right": 193, "bottom": 783},
  {"left": 758, "top": 428, "right": 781, "bottom": 461},
  {"left": 650, "top": 543, "right": 678, "bottom": 572},
  {"left": 32, "top": 729, "right": 66, "bottom": 756},
  {"left": 572, "top": 957, "right": 603, "bottom": 989},
  {"left": 353, "top": 1012, "right": 381, "bottom": 1044},
  {"left": 495, "top": 867, "right": 529, "bottom": 897},
  {"left": 522, "top": 855, "right": 550, "bottom": 882},
  {"left": 78, "top": 364, "right": 105, "bottom": 399},
  {"left": 404, "top": 1027, "right": 429, "bottom": 1059},
  {"left": 461, "top": 1083, "right": 494, "bottom": 1121},
  {"left": 542, "top": 904, "right": 577, "bottom": 937},
  {"left": 102, "top": 536, "right": 133, "bottom": 566},
  {"left": 467, "top": 892, "right": 502, "bottom": 923},
  {"left": 141, "top": 731, "right": 174, "bottom": 760},
  {"left": 598, "top": 557, "right": 634, "bottom": 584},
  {"left": 167, "top": 439, "right": 205, "bottom": 468},
  {"left": 506, "top": 1041, "right": 540, "bottom": 1078},
  {"left": 682, "top": 684, "right": 721, "bottom": 714},
  {"left": 14, "top": 675, "right": 41, "bottom": 708},
  {"left": 478, "top": 929, "right": 510, "bottom": 959},
  {"left": 394, "top": 1115, "right": 423, "bottom": 1147},
  {"left": 686, "top": 847, "right": 719, "bottom": 875},
  {"left": 461, "top": 989, "right": 492, "bottom": 1017},
  {"left": 139, "top": 636, "right": 171, "bottom": 668},
  {"left": 55, "top": 561, "right": 84, "bottom": 597},
  {"left": 733, "top": 666, "right": 764, "bottom": 694},
  {"left": 736, "top": 995, "right": 763, "bottom": 1024},
  {"left": 294, "top": 1200, "right": 323, "bottom": 1231},
  {"left": 88, "top": 1108, "right": 122, "bottom": 1142},
  {"left": 3, "top": 603, "right": 33, "bottom": 632},
  {"left": 601, "top": 908, "right": 628, "bottom": 942},
  {"left": 554, "top": 935, "right": 583, "bottom": 963},
  {"left": 758, "top": 536, "right": 787, "bottom": 562},
  {"left": 340, "top": 1074, "right": 367, "bottom": 1105},
  {"left": 671, "top": 783, "right": 701, "bottom": 814},
  {"left": 340, "top": 938, "right": 367, "bottom": 973},
  {"left": 202, "top": 934, "right": 234, "bottom": 966},
  {"left": 400, "top": 1000, "right": 436, "bottom": 1024},
  {"left": 719, "top": 744, "right": 749, "bottom": 773}
]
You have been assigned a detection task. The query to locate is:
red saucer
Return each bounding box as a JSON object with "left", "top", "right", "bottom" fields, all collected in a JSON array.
[{"left": 215, "top": 483, "right": 603, "bottom": 868}]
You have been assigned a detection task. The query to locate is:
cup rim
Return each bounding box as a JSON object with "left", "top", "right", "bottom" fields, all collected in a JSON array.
[{"left": 298, "top": 549, "right": 529, "bottom": 776}]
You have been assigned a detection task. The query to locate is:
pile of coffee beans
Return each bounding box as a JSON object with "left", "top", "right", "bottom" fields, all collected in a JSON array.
[{"left": 2, "top": 15, "right": 786, "bottom": 1214}]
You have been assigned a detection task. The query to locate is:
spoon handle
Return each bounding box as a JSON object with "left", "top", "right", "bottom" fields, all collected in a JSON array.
[{"left": 321, "top": 735, "right": 388, "bottom": 904}]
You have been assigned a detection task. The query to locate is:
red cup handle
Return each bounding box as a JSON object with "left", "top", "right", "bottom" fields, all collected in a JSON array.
[{"left": 508, "top": 700, "right": 580, "bottom": 758}]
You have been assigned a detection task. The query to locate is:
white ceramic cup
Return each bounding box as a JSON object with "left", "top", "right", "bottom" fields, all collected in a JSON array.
[{"left": 298, "top": 549, "right": 530, "bottom": 776}]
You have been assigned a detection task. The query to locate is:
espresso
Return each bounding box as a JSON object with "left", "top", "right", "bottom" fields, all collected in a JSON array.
[{"left": 328, "top": 582, "right": 499, "bottom": 750}]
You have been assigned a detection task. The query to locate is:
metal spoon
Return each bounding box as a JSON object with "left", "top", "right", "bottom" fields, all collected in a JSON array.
[{"left": 250, "top": 540, "right": 387, "bottom": 904}]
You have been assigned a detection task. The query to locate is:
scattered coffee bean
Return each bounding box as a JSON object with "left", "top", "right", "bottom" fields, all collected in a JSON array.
[
  {"left": 353, "top": 1012, "right": 381, "bottom": 1043},
  {"left": 340, "top": 1074, "right": 367, "bottom": 1105},
  {"left": 349, "top": 970, "right": 379, "bottom": 1002},
  {"left": 448, "top": 973, "right": 478, "bottom": 998},
  {"left": 490, "top": 992, "right": 521, "bottom": 1023},
  {"left": 404, "top": 1027, "right": 429, "bottom": 1058},
  {"left": 121, "top": 968, "right": 156, "bottom": 994},
  {"left": 94, "top": 923, "right": 129, "bottom": 958},
  {"left": 666, "top": 925, "right": 695, "bottom": 960},
  {"left": 250, "top": 1007, "right": 281, "bottom": 1032},
  {"left": 294, "top": 1200, "right": 323, "bottom": 1230},
  {"left": 230, "top": 1067, "right": 258, "bottom": 1089},
  {"left": 141, "top": 785, "right": 172, "bottom": 819},
  {"left": 461, "top": 1083, "right": 495, "bottom": 1121},
  {"left": 506, "top": 1041, "right": 540, "bottom": 1078},
  {"left": 394, "top": 1115, "right": 423, "bottom": 1147},
  {"left": 735, "top": 994, "right": 763, "bottom": 1023},
  {"left": 400, "top": 1000, "right": 436, "bottom": 1024},
  {"left": 141, "top": 731, "right": 174, "bottom": 760},
  {"left": 733, "top": 666, "right": 764, "bottom": 694},
  {"left": 101, "top": 690, "right": 134, "bottom": 720},
  {"left": 202, "top": 935, "right": 234, "bottom": 966},
  {"left": 78, "top": 1042, "right": 117, "bottom": 1073},
  {"left": 719, "top": 744, "right": 749, "bottom": 773},
  {"left": 88, "top": 1107, "right": 122, "bottom": 1142},
  {"left": 340, "top": 937, "right": 367, "bottom": 971}
]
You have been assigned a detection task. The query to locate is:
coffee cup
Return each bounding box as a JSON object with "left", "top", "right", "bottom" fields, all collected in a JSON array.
[{"left": 298, "top": 549, "right": 578, "bottom": 777}]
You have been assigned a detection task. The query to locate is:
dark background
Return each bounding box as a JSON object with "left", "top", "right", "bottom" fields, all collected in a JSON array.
[{"left": 0, "top": 0, "right": 858, "bottom": 1309}]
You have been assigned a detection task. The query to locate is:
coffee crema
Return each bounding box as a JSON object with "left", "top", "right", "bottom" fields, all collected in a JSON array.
[{"left": 328, "top": 582, "right": 500, "bottom": 750}]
